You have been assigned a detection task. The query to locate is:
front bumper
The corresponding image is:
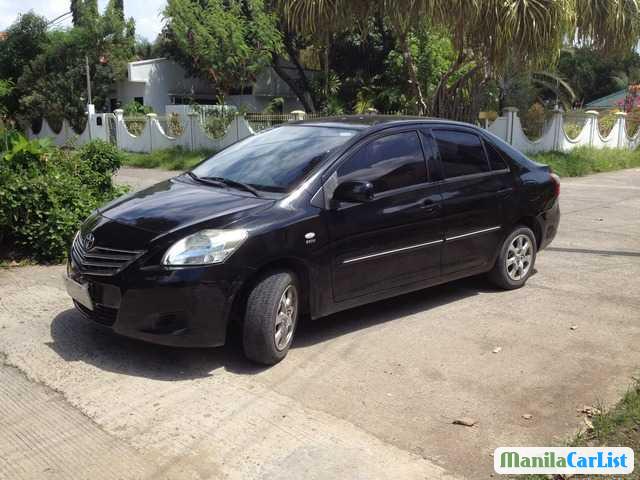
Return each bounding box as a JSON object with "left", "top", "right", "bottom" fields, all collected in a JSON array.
[{"left": 67, "top": 261, "right": 251, "bottom": 347}]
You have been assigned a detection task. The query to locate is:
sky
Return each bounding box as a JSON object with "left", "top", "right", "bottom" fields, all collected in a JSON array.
[{"left": 0, "top": 0, "right": 167, "bottom": 41}]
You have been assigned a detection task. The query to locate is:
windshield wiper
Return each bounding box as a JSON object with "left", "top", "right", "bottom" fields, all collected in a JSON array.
[{"left": 189, "top": 172, "right": 262, "bottom": 198}]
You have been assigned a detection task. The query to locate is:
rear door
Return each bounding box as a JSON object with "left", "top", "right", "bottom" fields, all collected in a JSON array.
[
  {"left": 428, "top": 127, "right": 514, "bottom": 276},
  {"left": 324, "top": 128, "right": 444, "bottom": 302}
]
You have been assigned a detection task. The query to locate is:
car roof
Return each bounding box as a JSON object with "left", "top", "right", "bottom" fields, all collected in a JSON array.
[{"left": 292, "top": 115, "right": 477, "bottom": 131}]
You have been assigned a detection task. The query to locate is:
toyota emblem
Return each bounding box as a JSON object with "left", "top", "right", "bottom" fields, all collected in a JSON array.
[{"left": 84, "top": 233, "right": 95, "bottom": 250}]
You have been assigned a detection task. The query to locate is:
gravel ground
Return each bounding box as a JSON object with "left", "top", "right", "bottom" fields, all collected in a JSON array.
[{"left": 0, "top": 167, "right": 639, "bottom": 479}]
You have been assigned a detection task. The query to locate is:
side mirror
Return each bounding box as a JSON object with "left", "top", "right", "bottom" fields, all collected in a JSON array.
[{"left": 333, "top": 180, "right": 374, "bottom": 204}]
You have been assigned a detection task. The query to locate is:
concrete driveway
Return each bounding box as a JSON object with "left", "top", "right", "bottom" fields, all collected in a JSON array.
[{"left": 1, "top": 167, "right": 639, "bottom": 479}]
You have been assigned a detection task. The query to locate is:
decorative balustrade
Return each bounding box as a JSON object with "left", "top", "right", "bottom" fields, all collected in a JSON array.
[
  {"left": 486, "top": 107, "right": 640, "bottom": 153},
  {"left": 28, "top": 107, "right": 640, "bottom": 154}
]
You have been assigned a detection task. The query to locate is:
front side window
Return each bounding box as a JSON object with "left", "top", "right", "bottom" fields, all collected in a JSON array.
[
  {"left": 192, "top": 126, "right": 357, "bottom": 192},
  {"left": 337, "top": 131, "right": 427, "bottom": 193},
  {"left": 433, "top": 130, "right": 489, "bottom": 179}
]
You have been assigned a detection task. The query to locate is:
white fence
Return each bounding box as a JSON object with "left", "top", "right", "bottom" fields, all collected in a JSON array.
[
  {"left": 486, "top": 107, "right": 640, "bottom": 153},
  {"left": 28, "top": 106, "right": 640, "bottom": 154},
  {"left": 113, "top": 110, "right": 254, "bottom": 153},
  {"left": 28, "top": 108, "right": 259, "bottom": 153},
  {"left": 28, "top": 114, "right": 110, "bottom": 147}
]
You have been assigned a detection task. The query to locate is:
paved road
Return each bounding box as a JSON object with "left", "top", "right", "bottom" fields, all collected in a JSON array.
[
  {"left": 114, "top": 166, "right": 177, "bottom": 191},
  {"left": 0, "top": 167, "right": 639, "bottom": 479}
]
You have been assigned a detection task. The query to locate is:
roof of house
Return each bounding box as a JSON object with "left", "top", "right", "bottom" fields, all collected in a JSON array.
[{"left": 585, "top": 89, "right": 626, "bottom": 109}]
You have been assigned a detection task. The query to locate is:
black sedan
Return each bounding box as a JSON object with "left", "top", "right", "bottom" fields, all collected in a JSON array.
[{"left": 65, "top": 116, "right": 560, "bottom": 365}]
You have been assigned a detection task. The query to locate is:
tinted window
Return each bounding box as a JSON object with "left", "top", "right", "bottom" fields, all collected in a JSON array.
[
  {"left": 433, "top": 130, "right": 489, "bottom": 178},
  {"left": 338, "top": 132, "right": 426, "bottom": 193},
  {"left": 484, "top": 140, "right": 508, "bottom": 171},
  {"left": 192, "top": 126, "right": 357, "bottom": 192}
]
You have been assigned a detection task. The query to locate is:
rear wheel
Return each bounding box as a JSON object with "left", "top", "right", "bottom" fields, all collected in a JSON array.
[
  {"left": 243, "top": 271, "right": 299, "bottom": 365},
  {"left": 489, "top": 226, "right": 537, "bottom": 290}
]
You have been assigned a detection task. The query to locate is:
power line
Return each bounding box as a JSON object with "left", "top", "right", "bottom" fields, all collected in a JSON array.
[
  {"left": 47, "top": 11, "right": 72, "bottom": 27},
  {"left": 48, "top": 14, "right": 72, "bottom": 28}
]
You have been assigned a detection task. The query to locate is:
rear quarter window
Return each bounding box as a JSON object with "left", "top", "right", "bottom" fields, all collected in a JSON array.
[{"left": 483, "top": 140, "right": 509, "bottom": 171}]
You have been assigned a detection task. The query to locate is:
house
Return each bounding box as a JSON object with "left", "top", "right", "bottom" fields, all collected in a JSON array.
[
  {"left": 584, "top": 89, "right": 627, "bottom": 111},
  {"left": 110, "top": 58, "right": 308, "bottom": 114}
]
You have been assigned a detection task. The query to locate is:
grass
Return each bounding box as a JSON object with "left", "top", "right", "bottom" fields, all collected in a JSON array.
[
  {"left": 523, "top": 380, "right": 640, "bottom": 480},
  {"left": 121, "top": 147, "right": 214, "bottom": 171},
  {"left": 531, "top": 147, "right": 640, "bottom": 177},
  {"left": 0, "top": 258, "right": 36, "bottom": 268}
]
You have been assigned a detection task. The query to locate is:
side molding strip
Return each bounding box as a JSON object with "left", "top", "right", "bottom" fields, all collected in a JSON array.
[
  {"left": 445, "top": 226, "right": 501, "bottom": 242},
  {"left": 341, "top": 226, "right": 501, "bottom": 265},
  {"left": 343, "top": 239, "right": 443, "bottom": 265}
]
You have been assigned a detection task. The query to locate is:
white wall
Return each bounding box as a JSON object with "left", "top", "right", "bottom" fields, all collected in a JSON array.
[{"left": 112, "top": 59, "right": 215, "bottom": 114}]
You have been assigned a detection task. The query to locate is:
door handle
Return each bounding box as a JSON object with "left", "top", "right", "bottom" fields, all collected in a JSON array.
[
  {"left": 421, "top": 199, "right": 441, "bottom": 213},
  {"left": 497, "top": 187, "right": 513, "bottom": 198}
]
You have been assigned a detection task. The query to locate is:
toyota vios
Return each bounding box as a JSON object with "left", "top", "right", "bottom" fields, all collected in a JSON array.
[{"left": 65, "top": 116, "right": 560, "bottom": 365}]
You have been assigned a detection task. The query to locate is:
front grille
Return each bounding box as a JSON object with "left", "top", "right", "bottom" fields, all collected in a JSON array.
[
  {"left": 74, "top": 301, "right": 118, "bottom": 327},
  {"left": 71, "top": 233, "right": 143, "bottom": 276}
]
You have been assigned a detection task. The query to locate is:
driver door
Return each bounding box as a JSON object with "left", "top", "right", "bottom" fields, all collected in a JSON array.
[{"left": 324, "top": 129, "right": 444, "bottom": 302}]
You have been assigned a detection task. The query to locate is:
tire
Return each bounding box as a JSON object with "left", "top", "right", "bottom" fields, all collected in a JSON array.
[
  {"left": 243, "top": 271, "right": 299, "bottom": 365},
  {"left": 488, "top": 226, "right": 537, "bottom": 290}
]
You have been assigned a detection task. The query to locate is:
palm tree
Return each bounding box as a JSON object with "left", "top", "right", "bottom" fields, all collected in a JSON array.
[{"left": 279, "top": 0, "right": 640, "bottom": 116}]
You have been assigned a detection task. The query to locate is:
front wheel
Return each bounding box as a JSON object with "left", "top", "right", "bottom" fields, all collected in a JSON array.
[
  {"left": 243, "top": 271, "right": 299, "bottom": 365},
  {"left": 488, "top": 226, "right": 537, "bottom": 290}
]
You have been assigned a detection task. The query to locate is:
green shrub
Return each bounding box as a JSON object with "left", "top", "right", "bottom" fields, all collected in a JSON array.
[
  {"left": 0, "top": 136, "right": 126, "bottom": 263},
  {"left": 75, "top": 140, "right": 123, "bottom": 192},
  {"left": 521, "top": 103, "right": 547, "bottom": 139},
  {"left": 204, "top": 114, "right": 233, "bottom": 139},
  {"left": 598, "top": 110, "right": 617, "bottom": 137},
  {"left": 167, "top": 112, "right": 184, "bottom": 137},
  {"left": 123, "top": 100, "right": 153, "bottom": 116},
  {"left": 124, "top": 118, "right": 147, "bottom": 137},
  {"left": 0, "top": 127, "right": 22, "bottom": 153},
  {"left": 563, "top": 122, "right": 583, "bottom": 140},
  {"left": 2, "top": 134, "right": 53, "bottom": 170}
]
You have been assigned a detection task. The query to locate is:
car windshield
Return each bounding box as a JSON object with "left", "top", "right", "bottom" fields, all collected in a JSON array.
[{"left": 191, "top": 125, "right": 358, "bottom": 193}]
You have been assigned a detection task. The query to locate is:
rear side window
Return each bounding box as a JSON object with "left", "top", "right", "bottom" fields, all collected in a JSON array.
[
  {"left": 433, "top": 130, "right": 489, "bottom": 179},
  {"left": 484, "top": 140, "right": 509, "bottom": 171},
  {"left": 338, "top": 131, "right": 427, "bottom": 193}
]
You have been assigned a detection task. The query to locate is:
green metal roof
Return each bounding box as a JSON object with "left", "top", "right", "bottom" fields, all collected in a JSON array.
[{"left": 585, "top": 89, "right": 627, "bottom": 109}]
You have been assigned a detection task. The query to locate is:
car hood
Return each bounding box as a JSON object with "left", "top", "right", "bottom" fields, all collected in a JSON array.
[{"left": 99, "top": 176, "right": 273, "bottom": 234}]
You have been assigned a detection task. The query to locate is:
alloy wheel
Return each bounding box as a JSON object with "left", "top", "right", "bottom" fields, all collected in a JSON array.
[
  {"left": 274, "top": 285, "right": 297, "bottom": 351},
  {"left": 506, "top": 234, "right": 533, "bottom": 281}
]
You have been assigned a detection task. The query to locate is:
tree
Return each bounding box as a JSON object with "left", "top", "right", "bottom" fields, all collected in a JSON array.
[
  {"left": 161, "top": 0, "right": 282, "bottom": 100},
  {"left": 280, "top": 0, "right": 640, "bottom": 116},
  {"left": 134, "top": 38, "right": 163, "bottom": 60},
  {"left": 558, "top": 47, "right": 640, "bottom": 104},
  {"left": 10, "top": 1, "right": 136, "bottom": 129},
  {"left": 71, "top": 0, "right": 99, "bottom": 28},
  {"left": 0, "top": 12, "right": 48, "bottom": 118},
  {"left": 269, "top": 17, "right": 319, "bottom": 112}
]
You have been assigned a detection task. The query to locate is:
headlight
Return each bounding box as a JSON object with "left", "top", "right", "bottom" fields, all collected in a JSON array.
[{"left": 162, "top": 229, "right": 248, "bottom": 266}]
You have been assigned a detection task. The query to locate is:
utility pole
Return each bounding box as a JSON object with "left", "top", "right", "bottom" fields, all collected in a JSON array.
[{"left": 85, "top": 55, "right": 92, "bottom": 105}]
